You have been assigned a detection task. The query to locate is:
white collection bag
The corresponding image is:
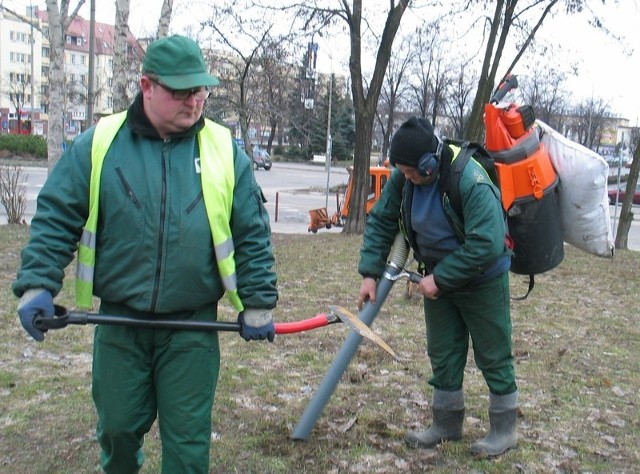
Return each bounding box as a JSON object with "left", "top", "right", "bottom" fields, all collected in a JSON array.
[{"left": 536, "top": 120, "right": 614, "bottom": 257}]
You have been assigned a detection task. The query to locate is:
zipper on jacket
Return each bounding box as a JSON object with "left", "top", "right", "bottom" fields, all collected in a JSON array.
[
  {"left": 185, "top": 191, "right": 203, "bottom": 214},
  {"left": 115, "top": 167, "right": 142, "bottom": 208},
  {"left": 151, "top": 142, "right": 169, "bottom": 310}
]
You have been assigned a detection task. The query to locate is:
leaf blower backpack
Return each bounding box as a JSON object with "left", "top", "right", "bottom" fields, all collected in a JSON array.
[
  {"left": 485, "top": 74, "right": 564, "bottom": 296},
  {"left": 440, "top": 75, "right": 564, "bottom": 299}
]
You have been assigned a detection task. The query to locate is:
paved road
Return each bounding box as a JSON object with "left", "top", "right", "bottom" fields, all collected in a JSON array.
[{"left": 2, "top": 162, "right": 639, "bottom": 251}]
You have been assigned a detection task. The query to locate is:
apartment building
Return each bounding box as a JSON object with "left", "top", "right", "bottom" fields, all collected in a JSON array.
[
  {"left": 0, "top": 4, "right": 143, "bottom": 137},
  {"left": 0, "top": 5, "right": 42, "bottom": 134}
]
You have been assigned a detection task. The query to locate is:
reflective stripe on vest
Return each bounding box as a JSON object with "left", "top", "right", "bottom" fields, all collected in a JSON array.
[{"left": 76, "top": 112, "right": 244, "bottom": 311}]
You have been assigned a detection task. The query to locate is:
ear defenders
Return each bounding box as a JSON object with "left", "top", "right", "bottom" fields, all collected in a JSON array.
[{"left": 417, "top": 136, "right": 444, "bottom": 177}]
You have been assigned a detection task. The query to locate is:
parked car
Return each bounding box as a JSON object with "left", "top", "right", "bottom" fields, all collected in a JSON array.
[
  {"left": 608, "top": 183, "right": 640, "bottom": 205},
  {"left": 252, "top": 147, "right": 272, "bottom": 171}
]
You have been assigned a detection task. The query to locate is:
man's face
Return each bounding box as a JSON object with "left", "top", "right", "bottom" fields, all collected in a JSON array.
[
  {"left": 141, "top": 76, "right": 209, "bottom": 138},
  {"left": 396, "top": 163, "right": 437, "bottom": 185}
]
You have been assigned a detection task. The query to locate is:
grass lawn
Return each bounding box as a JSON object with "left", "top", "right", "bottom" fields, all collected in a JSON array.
[{"left": 1, "top": 226, "right": 638, "bottom": 473}]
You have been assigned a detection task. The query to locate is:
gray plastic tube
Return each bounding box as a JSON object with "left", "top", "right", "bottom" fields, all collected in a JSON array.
[{"left": 291, "top": 233, "right": 409, "bottom": 441}]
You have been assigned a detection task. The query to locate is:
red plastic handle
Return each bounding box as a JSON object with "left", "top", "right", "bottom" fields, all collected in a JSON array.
[{"left": 274, "top": 314, "right": 331, "bottom": 334}]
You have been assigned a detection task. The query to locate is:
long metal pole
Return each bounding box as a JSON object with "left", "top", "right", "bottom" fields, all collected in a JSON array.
[
  {"left": 324, "top": 73, "right": 333, "bottom": 210},
  {"left": 29, "top": 1, "right": 35, "bottom": 134},
  {"left": 291, "top": 233, "right": 409, "bottom": 441},
  {"left": 85, "top": 0, "right": 96, "bottom": 129}
]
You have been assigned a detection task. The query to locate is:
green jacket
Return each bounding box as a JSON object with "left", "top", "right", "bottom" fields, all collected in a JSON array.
[
  {"left": 13, "top": 94, "right": 277, "bottom": 314},
  {"left": 358, "top": 153, "right": 510, "bottom": 292}
]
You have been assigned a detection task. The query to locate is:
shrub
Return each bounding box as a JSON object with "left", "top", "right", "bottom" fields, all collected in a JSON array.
[{"left": 0, "top": 134, "right": 48, "bottom": 158}]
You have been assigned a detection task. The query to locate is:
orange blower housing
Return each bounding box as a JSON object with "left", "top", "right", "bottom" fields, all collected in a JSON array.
[{"left": 484, "top": 100, "right": 564, "bottom": 276}]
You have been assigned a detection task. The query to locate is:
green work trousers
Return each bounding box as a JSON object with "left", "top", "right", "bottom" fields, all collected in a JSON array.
[
  {"left": 92, "top": 303, "right": 220, "bottom": 474},
  {"left": 424, "top": 272, "right": 516, "bottom": 395}
]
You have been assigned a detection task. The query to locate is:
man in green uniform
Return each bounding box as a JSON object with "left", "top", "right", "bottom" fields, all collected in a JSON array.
[{"left": 14, "top": 35, "right": 277, "bottom": 473}]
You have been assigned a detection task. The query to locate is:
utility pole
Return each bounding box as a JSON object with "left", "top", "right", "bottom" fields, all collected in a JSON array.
[
  {"left": 324, "top": 73, "right": 333, "bottom": 210},
  {"left": 85, "top": 0, "right": 96, "bottom": 129},
  {"left": 30, "top": 1, "right": 35, "bottom": 134}
]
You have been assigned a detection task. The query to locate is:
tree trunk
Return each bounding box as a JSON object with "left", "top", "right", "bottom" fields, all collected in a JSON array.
[
  {"left": 615, "top": 139, "right": 640, "bottom": 249},
  {"left": 464, "top": 0, "right": 505, "bottom": 142},
  {"left": 113, "top": 0, "right": 131, "bottom": 113},
  {"left": 156, "top": 0, "right": 173, "bottom": 38},
  {"left": 344, "top": 110, "right": 374, "bottom": 234},
  {"left": 342, "top": 0, "right": 409, "bottom": 234},
  {"left": 44, "top": 0, "right": 70, "bottom": 173}
]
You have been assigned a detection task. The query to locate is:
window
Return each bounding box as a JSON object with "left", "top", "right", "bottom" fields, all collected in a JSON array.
[
  {"left": 10, "top": 31, "right": 29, "bottom": 43},
  {"left": 368, "top": 175, "right": 376, "bottom": 200},
  {"left": 9, "top": 52, "right": 29, "bottom": 63},
  {"left": 42, "top": 47, "right": 50, "bottom": 58},
  {"left": 10, "top": 73, "right": 29, "bottom": 83},
  {"left": 66, "top": 35, "right": 72, "bottom": 43},
  {"left": 380, "top": 175, "right": 388, "bottom": 191}
]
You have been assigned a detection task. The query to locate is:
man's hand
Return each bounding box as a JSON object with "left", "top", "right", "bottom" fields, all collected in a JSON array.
[
  {"left": 238, "top": 309, "right": 275, "bottom": 342},
  {"left": 17, "top": 289, "right": 54, "bottom": 342},
  {"left": 419, "top": 274, "right": 440, "bottom": 300},
  {"left": 357, "top": 277, "right": 377, "bottom": 310}
]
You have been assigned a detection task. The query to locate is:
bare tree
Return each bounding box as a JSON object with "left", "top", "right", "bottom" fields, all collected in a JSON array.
[
  {"left": 293, "top": 0, "right": 410, "bottom": 234},
  {"left": 442, "top": 63, "right": 476, "bottom": 139},
  {"left": 4, "top": 68, "right": 33, "bottom": 134},
  {"left": 464, "top": 0, "right": 574, "bottom": 142},
  {"left": 517, "top": 66, "right": 571, "bottom": 131},
  {"left": 567, "top": 98, "right": 612, "bottom": 151},
  {"left": 112, "top": 0, "right": 131, "bottom": 112},
  {"left": 202, "top": 4, "right": 277, "bottom": 158},
  {"left": 241, "top": 38, "right": 299, "bottom": 153},
  {"left": 614, "top": 133, "right": 640, "bottom": 250},
  {"left": 45, "top": 0, "right": 85, "bottom": 172},
  {"left": 375, "top": 35, "right": 413, "bottom": 162},
  {"left": 409, "top": 25, "right": 437, "bottom": 120},
  {"left": 156, "top": 0, "right": 174, "bottom": 38}
]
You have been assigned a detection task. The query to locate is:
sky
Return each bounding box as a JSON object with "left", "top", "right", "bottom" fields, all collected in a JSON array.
[{"left": 65, "top": 1, "right": 640, "bottom": 124}]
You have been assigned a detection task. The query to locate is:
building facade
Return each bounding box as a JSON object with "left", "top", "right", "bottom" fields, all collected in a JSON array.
[{"left": 0, "top": 4, "right": 142, "bottom": 137}]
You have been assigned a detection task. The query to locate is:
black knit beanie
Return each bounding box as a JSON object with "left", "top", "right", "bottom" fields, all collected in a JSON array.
[{"left": 389, "top": 116, "right": 439, "bottom": 168}]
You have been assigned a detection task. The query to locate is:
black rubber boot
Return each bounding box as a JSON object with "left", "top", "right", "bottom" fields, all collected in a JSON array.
[
  {"left": 405, "top": 389, "right": 465, "bottom": 449},
  {"left": 470, "top": 391, "right": 518, "bottom": 457}
]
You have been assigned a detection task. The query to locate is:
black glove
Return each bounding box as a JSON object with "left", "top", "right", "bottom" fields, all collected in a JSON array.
[
  {"left": 238, "top": 309, "right": 275, "bottom": 342},
  {"left": 17, "top": 289, "right": 54, "bottom": 342}
]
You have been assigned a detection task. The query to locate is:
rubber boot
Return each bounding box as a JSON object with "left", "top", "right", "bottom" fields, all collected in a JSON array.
[
  {"left": 405, "top": 389, "right": 465, "bottom": 449},
  {"left": 470, "top": 391, "right": 518, "bottom": 457}
]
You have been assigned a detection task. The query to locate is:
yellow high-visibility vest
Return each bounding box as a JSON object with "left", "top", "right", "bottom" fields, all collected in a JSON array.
[{"left": 76, "top": 111, "right": 243, "bottom": 311}]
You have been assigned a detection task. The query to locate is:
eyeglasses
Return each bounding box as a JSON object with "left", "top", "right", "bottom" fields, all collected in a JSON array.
[{"left": 151, "top": 80, "right": 210, "bottom": 101}]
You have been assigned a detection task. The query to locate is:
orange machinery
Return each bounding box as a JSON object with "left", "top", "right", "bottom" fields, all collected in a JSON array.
[{"left": 308, "top": 164, "right": 391, "bottom": 232}]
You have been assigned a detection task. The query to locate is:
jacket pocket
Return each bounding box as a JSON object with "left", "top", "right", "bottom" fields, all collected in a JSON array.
[{"left": 116, "top": 167, "right": 142, "bottom": 209}]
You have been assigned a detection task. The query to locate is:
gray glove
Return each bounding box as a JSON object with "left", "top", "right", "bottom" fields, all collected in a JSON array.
[{"left": 238, "top": 309, "right": 275, "bottom": 342}]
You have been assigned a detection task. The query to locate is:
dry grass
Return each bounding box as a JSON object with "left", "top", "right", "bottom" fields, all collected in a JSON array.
[{"left": 1, "top": 226, "right": 639, "bottom": 473}]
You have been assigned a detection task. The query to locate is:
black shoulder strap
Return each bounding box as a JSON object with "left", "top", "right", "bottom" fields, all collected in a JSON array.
[
  {"left": 442, "top": 139, "right": 534, "bottom": 299},
  {"left": 440, "top": 139, "right": 477, "bottom": 221}
]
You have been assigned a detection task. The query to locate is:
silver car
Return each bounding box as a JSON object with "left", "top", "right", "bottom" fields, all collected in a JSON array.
[{"left": 252, "top": 147, "right": 272, "bottom": 171}]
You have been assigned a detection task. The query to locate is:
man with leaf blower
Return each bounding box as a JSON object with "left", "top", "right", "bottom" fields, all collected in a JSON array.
[
  {"left": 357, "top": 116, "right": 518, "bottom": 457},
  {"left": 13, "top": 35, "right": 278, "bottom": 473}
]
